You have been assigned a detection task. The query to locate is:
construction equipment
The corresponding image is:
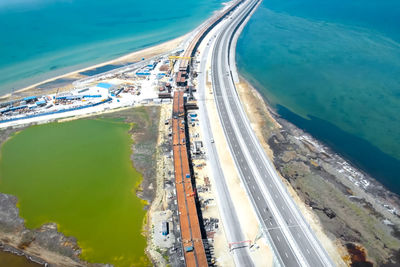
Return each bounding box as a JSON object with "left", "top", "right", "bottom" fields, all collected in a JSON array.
[
  {"left": 54, "top": 88, "right": 60, "bottom": 105},
  {"left": 185, "top": 246, "right": 194, "bottom": 252},
  {"left": 228, "top": 240, "right": 251, "bottom": 251},
  {"left": 250, "top": 226, "right": 263, "bottom": 249},
  {"left": 187, "top": 190, "right": 196, "bottom": 197},
  {"left": 169, "top": 56, "right": 192, "bottom": 71}
]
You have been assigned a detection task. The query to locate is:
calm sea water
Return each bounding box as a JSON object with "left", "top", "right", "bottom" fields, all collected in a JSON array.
[
  {"left": 0, "top": 0, "right": 224, "bottom": 94},
  {"left": 237, "top": 0, "right": 400, "bottom": 193}
]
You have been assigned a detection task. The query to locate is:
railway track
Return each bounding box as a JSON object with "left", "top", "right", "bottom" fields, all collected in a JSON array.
[
  {"left": 170, "top": 1, "right": 262, "bottom": 266},
  {"left": 172, "top": 91, "right": 208, "bottom": 267},
  {"left": 176, "top": 0, "right": 245, "bottom": 87}
]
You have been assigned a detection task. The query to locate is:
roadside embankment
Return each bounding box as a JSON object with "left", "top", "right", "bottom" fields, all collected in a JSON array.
[{"left": 236, "top": 77, "right": 400, "bottom": 266}]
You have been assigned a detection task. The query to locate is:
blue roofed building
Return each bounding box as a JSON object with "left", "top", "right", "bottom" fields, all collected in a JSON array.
[
  {"left": 96, "top": 83, "right": 113, "bottom": 89},
  {"left": 35, "top": 100, "right": 47, "bottom": 106},
  {"left": 23, "top": 96, "right": 38, "bottom": 103}
]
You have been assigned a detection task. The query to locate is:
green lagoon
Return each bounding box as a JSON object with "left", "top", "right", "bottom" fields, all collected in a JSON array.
[{"left": 0, "top": 118, "right": 149, "bottom": 266}]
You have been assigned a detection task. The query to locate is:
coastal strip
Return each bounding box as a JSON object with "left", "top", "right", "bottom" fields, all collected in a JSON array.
[
  {"left": 0, "top": 36, "right": 185, "bottom": 102},
  {"left": 235, "top": 77, "right": 400, "bottom": 266},
  {"left": 1, "top": 0, "right": 399, "bottom": 266}
]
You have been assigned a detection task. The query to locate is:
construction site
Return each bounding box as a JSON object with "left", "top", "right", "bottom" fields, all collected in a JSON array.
[
  {"left": 0, "top": 1, "right": 257, "bottom": 266},
  {"left": 165, "top": 1, "right": 247, "bottom": 266},
  {"left": 3, "top": 0, "right": 391, "bottom": 265},
  {"left": 0, "top": 59, "right": 171, "bottom": 128}
]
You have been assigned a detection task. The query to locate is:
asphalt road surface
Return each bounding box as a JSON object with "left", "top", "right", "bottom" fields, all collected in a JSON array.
[
  {"left": 205, "top": 0, "right": 335, "bottom": 266},
  {"left": 197, "top": 23, "right": 255, "bottom": 267}
]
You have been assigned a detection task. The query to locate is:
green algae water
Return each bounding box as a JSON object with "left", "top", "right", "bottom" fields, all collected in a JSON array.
[{"left": 0, "top": 119, "right": 149, "bottom": 266}]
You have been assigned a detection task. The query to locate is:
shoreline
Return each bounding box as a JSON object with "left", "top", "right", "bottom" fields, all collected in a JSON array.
[
  {"left": 0, "top": 35, "right": 186, "bottom": 101},
  {"left": 0, "top": 106, "right": 161, "bottom": 267},
  {"left": 0, "top": 244, "right": 46, "bottom": 266},
  {"left": 236, "top": 75, "right": 400, "bottom": 265},
  {"left": 239, "top": 73, "right": 400, "bottom": 199},
  {"left": 1, "top": 0, "right": 399, "bottom": 265},
  {"left": 0, "top": 0, "right": 238, "bottom": 101},
  {"left": 0, "top": 0, "right": 232, "bottom": 101},
  {"left": 0, "top": 3, "right": 231, "bottom": 266},
  {"left": 238, "top": 75, "right": 400, "bottom": 215}
]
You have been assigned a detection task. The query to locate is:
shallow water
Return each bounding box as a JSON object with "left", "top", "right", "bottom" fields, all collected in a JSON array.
[
  {"left": 0, "top": 0, "right": 224, "bottom": 94},
  {"left": 0, "top": 119, "right": 148, "bottom": 266},
  {"left": 237, "top": 0, "right": 400, "bottom": 194},
  {"left": 0, "top": 251, "right": 40, "bottom": 267}
]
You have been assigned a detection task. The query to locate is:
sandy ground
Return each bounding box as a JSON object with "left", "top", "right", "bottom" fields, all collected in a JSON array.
[
  {"left": 145, "top": 103, "right": 172, "bottom": 267},
  {"left": 188, "top": 119, "right": 234, "bottom": 266},
  {"left": 0, "top": 36, "right": 185, "bottom": 102},
  {"left": 235, "top": 79, "right": 347, "bottom": 266},
  {"left": 204, "top": 65, "right": 273, "bottom": 266},
  {"left": 187, "top": 16, "right": 274, "bottom": 265}
]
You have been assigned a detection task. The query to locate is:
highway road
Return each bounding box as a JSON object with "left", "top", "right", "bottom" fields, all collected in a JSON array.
[
  {"left": 205, "top": 0, "right": 335, "bottom": 266},
  {"left": 197, "top": 24, "right": 255, "bottom": 267}
]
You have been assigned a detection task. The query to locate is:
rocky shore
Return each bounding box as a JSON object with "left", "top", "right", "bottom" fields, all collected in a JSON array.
[
  {"left": 0, "top": 193, "right": 103, "bottom": 267},
  {"left": 97, "top": 106, "right": 161, "bottom": 205},
  {"left": 237, "top": 77, "right": 400, "bottom": 266}
]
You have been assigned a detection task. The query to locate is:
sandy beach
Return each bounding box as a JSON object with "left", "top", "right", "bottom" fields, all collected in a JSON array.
[{"left": 0, "top": 35, "right": 186, "bottom": 102}]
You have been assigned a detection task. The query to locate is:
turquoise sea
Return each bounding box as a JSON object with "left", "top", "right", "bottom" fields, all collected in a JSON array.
[
  {"left": 1, "top": 0, "right": 399, "bottom": 195},
  {"left": 0, "top": 0, "right": 224, "bottom": 94},
  {"left": 237, "top": 0, "right": 400, "bottom": 193}
]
